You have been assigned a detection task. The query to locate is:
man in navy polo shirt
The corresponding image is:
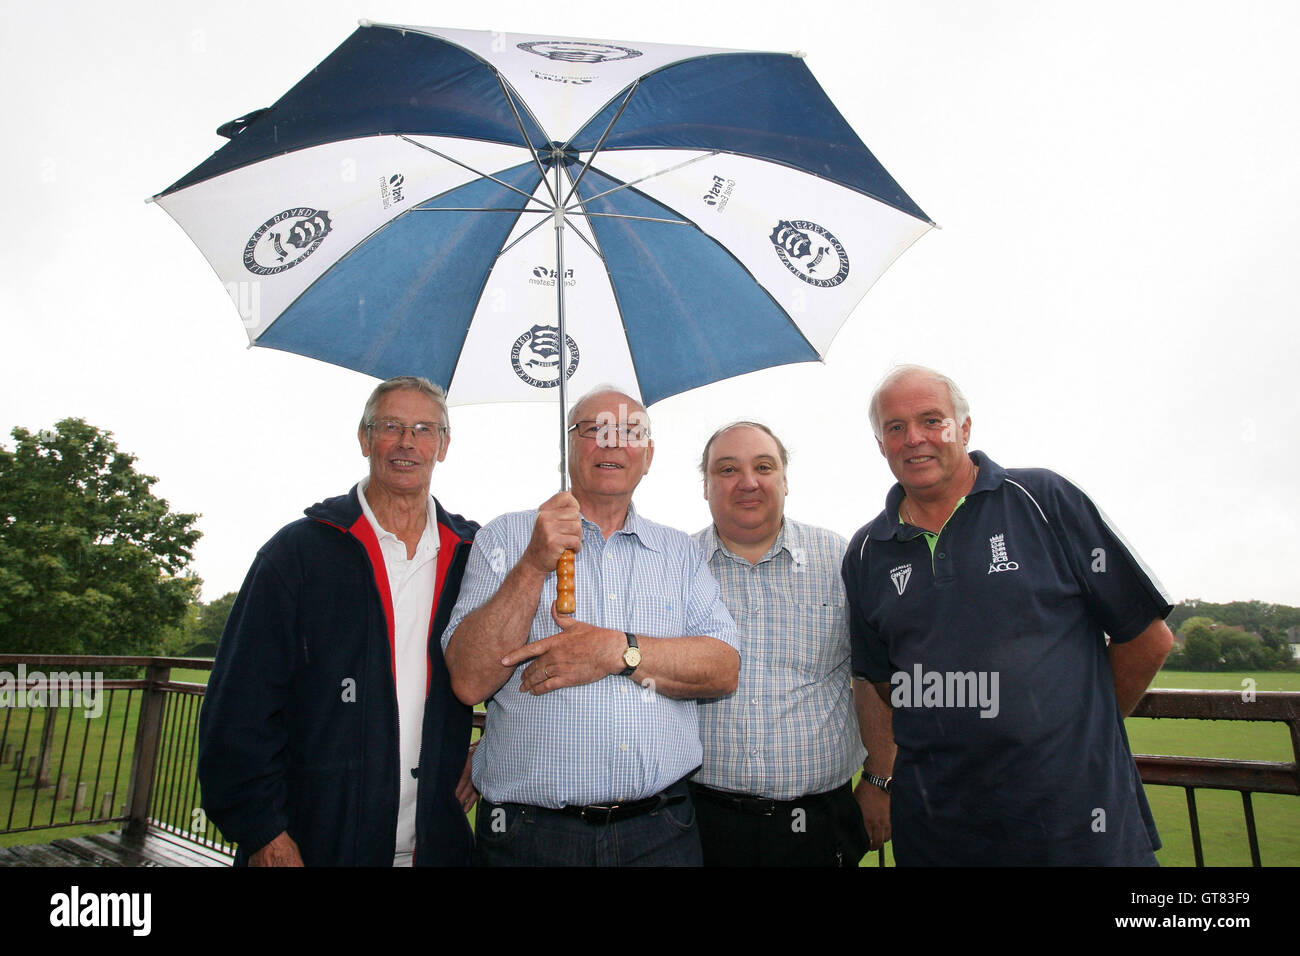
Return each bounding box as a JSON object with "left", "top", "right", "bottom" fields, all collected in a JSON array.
[{"left": 842, "top": 365, "right": 1174, "bottom": 866}]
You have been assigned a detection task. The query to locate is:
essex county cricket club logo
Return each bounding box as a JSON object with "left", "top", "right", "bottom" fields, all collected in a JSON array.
[
  {"left": 511, "top": 324, "right": 580, "bottom": 388},
  {"left": 769, "top": 219, "right": 850, "bottom": 288},
  {"left": 517, "top": 40, "right": 643, "bottom": 63},
  {"left": 243, "top": 208, "right": 333, "bottom": 276}
]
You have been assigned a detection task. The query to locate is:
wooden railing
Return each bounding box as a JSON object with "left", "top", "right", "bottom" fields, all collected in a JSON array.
[{"left": 2, "top": 655, "right": 1296, "bottom": 866}]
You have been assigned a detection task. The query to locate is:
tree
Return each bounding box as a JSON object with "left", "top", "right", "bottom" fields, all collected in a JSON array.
[
  {"left": 0, "top": 419, "right": 201, "bottom": 655},
  {"left": 1182, "top": 624, "right": 1222, "bottom": 671}
]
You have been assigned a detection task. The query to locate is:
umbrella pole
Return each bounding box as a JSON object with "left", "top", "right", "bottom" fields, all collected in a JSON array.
[{"left": 553, "top": 165, "right": 576, "bottom": 615}]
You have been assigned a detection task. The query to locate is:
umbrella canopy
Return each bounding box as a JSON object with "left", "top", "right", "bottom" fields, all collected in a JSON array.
[{"left": 154, "top": 22, "right": 933, "bottom": 409}]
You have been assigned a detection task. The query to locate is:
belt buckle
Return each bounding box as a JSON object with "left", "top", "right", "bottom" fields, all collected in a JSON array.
[{"left": 580, "top": 803, "right": 618, "bottom": 824}]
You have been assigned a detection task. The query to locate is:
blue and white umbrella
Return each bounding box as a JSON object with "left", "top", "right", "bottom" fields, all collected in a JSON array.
[{"left": 154, "top": 22, "right": 932, "bottom": 412}]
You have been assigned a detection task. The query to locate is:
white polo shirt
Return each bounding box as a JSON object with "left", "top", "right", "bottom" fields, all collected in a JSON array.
[{"left": 358, "top": 478, "right": 439, "bottom": 867}]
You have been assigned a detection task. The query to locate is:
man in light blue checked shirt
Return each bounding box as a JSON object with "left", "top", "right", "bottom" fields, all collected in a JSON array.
[
  {"left": 443, "top": 387, "right": 740, "bottom": 866},
  {"left": 691, "top": 422, "right": 893, "bottom": 866}
]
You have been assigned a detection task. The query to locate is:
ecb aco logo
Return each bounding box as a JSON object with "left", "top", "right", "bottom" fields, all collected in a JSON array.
[
  {"left": 517, "top": 40, "right": 643, "bottom": 63},
  {"left": 769, "top": 220, "right": 849, "bottom": 288},
  {"left": 988, "top": 533, "right": 1020, "bottom": 573},
  {"left": 510, "top": 324, "right": 580, "bottom": 388},
  {"left": 243, "top": 208, "right": 333, "bottom": 276}
]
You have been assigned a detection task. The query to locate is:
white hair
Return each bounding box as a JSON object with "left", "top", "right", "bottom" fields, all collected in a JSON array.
[{"left": 868, "top": 365, "right": 970, "bottom": 439}]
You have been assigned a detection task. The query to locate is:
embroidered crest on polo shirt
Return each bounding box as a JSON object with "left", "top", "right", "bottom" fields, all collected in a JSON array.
[
  {"left": 890, "top": 563, "right": 912, "bottom": 595},
  {"left": 988, "top": 533, "right": 1020, "bottom": 573}
]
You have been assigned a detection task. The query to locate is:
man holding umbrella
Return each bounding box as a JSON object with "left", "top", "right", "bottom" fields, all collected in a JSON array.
[
  {"left": 199, "top": 376, "right": 479, "bottom": 866},
  {"left": 443, "top": 386, "right": 740, "bottom": 866}
]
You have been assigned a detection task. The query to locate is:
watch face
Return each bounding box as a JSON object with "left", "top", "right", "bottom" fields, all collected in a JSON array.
[{"left": 623, "top": 647, "right": 642, "bottom": 668}]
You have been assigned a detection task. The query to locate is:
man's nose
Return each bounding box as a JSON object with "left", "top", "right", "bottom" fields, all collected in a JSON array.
[
  {"left": 903, "top": 422, "right": 925, "bottom": 445},
  {"left": 738, "top": 470, "right": 760, "bottom": 488}
]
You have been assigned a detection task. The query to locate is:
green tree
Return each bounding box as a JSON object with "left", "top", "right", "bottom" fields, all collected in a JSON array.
[
  {"left": 1182, "top": 624, "right": 1222, "bottom": 671},
  {"left": 0, "top": 419, "right": 201, "bottom": 655}
]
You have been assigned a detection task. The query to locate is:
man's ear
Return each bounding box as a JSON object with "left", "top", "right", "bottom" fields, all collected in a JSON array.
[{"left": 359, "top": 428, "right": 372, "bottom": 459}]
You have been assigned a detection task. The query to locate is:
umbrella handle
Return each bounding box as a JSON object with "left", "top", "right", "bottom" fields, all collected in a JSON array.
[{"left": 556, "top": 549, "right": 576, "bottom": 615}]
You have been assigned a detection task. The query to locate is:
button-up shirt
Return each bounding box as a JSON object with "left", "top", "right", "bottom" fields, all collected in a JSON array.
[
  {"left": 443, "top": 503, "right": 739, "bottom": 808},
  {"left": 693, "top": 518, "right": 864, "bottom": 800}
]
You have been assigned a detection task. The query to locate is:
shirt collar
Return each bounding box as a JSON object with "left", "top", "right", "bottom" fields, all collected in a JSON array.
[
  {"left": 356, "top": 476, "right": 437, "bottom": 553},
  {"left": 580, "top": 501, "right": 664, "bottom": 553},
  {"left": 874, "top": 450, "right": 1006, "bottom": 542},
  {"left": 702, "top": 519, "right": 801, "bottom": 567}
]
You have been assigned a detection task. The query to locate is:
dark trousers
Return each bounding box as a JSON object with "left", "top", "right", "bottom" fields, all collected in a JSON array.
[
  {"left": 473, "top": 779, "right": 703, "bottom": 867},
  {"left": 690, "top": 780, "right": 869, "bottom": 867}
]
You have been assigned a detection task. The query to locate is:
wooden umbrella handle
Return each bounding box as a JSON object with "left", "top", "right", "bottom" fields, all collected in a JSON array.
[{"left": 555, "top": 549, "right": 576, "bottom": 615}]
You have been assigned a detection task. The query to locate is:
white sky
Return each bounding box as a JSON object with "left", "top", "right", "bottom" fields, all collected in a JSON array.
[{"left": 2, "top": 0, "right": 1298, "bottom": 608}]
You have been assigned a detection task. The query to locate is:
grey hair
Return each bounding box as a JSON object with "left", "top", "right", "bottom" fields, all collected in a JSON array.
[
  {"left": 699, "top": 421, "right": 789, "bottom": 478},
  {"left": 359, "top": 376, "right": 450, "bottom": 432},
  {"left": 868, "top": 365, "right": 970, "bottom": 440},
  {"left": 566, "top": 384, "right": 648, "bottom": 429}
]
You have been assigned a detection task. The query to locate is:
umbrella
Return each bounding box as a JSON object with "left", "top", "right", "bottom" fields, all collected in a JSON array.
[{"left": 153, "top": 22, "right": 934, "bottom": 609}]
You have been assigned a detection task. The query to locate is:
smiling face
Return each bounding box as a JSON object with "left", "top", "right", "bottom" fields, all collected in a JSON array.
[
  {"left": 704, "top": 424, "right": 787, "bottom": 553},
  {"left": 567, "top": 390, "right": 653, "bottom": 508},
  {"left": 358, "top": 388, "right": 448, "bottom": 502},
  {"left": 875, "top": 372, "right": 971, "bottom": 498}
]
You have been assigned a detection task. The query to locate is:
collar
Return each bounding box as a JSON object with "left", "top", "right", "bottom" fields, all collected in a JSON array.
[
  {"left": 356, "top": 476, "right": 436, "bottom": 554},
  {"left": 305, "top": 484, "right": 478, "bottom": 546},
  {"left": 581, "top": 501, "right": 664, "bottom": 553},
  {"left": 701, "top": 518, "right": 802, "bottom": 567},
  {"left": 873, "top": 450, "right": 1006, "bottom": 542}
]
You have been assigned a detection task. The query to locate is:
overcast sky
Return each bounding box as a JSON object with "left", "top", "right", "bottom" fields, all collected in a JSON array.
[{"left": 3, "top": 0, "right": 1297, "bottom": 609}]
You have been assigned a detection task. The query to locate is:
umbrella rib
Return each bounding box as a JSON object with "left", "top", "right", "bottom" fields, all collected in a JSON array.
[
  {"left": 496, "top": 214, "right": 555, "bottom": 259},
  {"left": 396, "top": 135, "right": 549, "bottom": 209},
  {"left": 495, "top": 76, "right": 558, "bottom": 208},
  {"left": 560, "top": 80, "right": 640, "bottom": 209},
  {"left": 570, "top": 211, "right": 691, "bottom": 225},
  {"left": 409, "top": 207, "right": 545, "bottom": 213},
  {"left": 566, "top": 152, "right": 721, "bottom": 208}
]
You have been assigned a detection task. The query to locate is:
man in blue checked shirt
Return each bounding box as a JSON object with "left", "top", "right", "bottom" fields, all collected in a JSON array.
[
  {"left": 442, "top": 386, "right": 740, "bottom": 866},
  {"left": 691, "top": 422, "right": 893, "bottom": 866}
]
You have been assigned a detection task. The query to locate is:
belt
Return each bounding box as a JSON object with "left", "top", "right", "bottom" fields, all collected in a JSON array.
[
  {"left": 689, "top": 781, "right": 851, "bottom": 816},
  {"left": 557, "top": 781, "right": 689, "bottom": 825}
]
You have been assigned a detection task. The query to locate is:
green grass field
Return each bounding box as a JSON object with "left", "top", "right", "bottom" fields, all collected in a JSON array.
[
  {"left": 1129, "top": 670, "right": 1299, "bottom": 866},
  {"left": 3, "top": 668, "right": 1295, "bottom": 864}
]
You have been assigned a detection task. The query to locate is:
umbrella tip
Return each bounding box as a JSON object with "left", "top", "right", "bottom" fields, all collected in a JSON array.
[
  {"left": 358, "top": 18, "right": 373, "bottom": 27},
  {"left": 792, "top": 50, "right": 808, "bottom": 58}
]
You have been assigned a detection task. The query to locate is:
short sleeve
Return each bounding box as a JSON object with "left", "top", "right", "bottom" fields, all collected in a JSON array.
[
  {"left": 1044, "top": 476, "right": 1173, "bottom": 644},
  {"left": 683, "top": 537, "right": 740, "bottom": 651},
  {"left": 842, "top": 535, "right": 890, "bottom": 682},
  {"left": 441, "top": 520, "right": 509, "bottom": 651}
]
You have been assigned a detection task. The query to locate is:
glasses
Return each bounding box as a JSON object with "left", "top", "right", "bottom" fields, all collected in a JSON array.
[
  {"left": 366, "top": 420, "right": 447, "bottom": 443},
  {"left": 567, "top": 420, "right": 651, "bottom": 446}
]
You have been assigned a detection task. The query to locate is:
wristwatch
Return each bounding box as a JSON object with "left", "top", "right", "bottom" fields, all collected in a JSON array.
[
  {"left": 620, "top": 632, "right": 642, "bottom": 677},
  {"left": 863, "top": 771, "right": 893, "bottom": 794}
]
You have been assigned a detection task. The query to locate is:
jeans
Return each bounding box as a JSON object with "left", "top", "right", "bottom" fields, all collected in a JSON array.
[{"left": 474, "top": 780, "right": 703, "bottom": 867}]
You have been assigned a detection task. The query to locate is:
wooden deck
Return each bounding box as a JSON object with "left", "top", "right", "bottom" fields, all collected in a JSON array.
[{"left": 1, "top": 829, "right": 233, "bottom": 867}]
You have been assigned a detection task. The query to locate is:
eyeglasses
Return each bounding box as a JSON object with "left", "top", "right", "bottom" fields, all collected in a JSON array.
[
  {"left": 567, "top": 420, "right": 651, "bottom": 445},
  {"left": 366, "top": 420, "right": 448, "bottom": 443}
]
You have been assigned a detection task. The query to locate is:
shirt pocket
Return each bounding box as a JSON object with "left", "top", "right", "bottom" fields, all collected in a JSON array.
[{"left": 773, "top": 602, "right": 849, "bottom": 678}]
